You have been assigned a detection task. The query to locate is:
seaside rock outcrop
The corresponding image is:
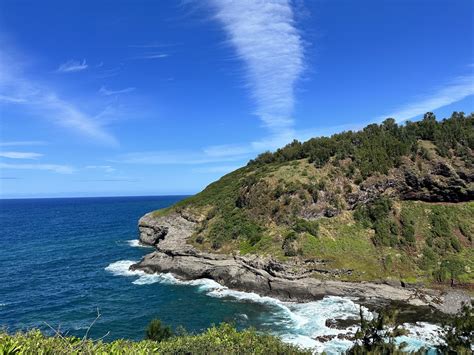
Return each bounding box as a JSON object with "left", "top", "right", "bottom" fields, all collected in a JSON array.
[
  {"left": 138, "top": 212, "right": 196, "bottom": 249},
  {"left": 131, "top": 211, "right": 472, "bottom": 314}
]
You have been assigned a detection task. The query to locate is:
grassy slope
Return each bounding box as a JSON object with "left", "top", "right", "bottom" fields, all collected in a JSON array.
[
  {"left": 153, "top": 157, "right": 473, "bottom": 287},
  {"left": 151, "top": 115, "right": 474, "bottom": 288}
]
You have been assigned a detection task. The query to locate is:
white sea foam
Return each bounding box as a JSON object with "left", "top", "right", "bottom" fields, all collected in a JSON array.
[
  {"left": 105, "top": 260, "right": 442, "bottom": 354},
  {"left": 126, "top": 239, "right": 153, "bottom": 248},
  {"left": 398, "top": 322, "right": 443, "bottom": 352},
  {"left": 104, "top": 260, "right": 138, "bottom": 277}
]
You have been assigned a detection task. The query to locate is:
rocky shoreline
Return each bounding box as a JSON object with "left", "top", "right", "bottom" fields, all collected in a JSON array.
[{"left": 130, "top": 211, "right": 471, "bottom": 315}]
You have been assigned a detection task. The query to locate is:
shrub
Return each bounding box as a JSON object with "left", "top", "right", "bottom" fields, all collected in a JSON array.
[
  {"left": 293, "top": 218, "right": 319, "bottom": 237},
  {"left": 431, "top": 210, "right": 451, "bottom": 240},
  {"left": 355, "top": 197, "right": 393, "bottom": 226},
  {"left": 373, "top": 219, "right": 398, "bottom": 247},
  {"left": 434, "top": 257, "right": 466, "bottom": 286},
  {"left": 437, "top": 303, "right": 474, "bottom": 354},
  {"left": 283, "top": 231, "right": 299, "bottom": 256},
  {"left": 420, "top": 247, "right": 438, "bottom": 270},
  {"left": 400, "top": 207, "right": 416, "bottom": 244},
  {"left": 145, "top": 318, "right": 173, "bottom": 342},
  {"left": 207, "top": 208, "right": 263, "bottom": 249}
]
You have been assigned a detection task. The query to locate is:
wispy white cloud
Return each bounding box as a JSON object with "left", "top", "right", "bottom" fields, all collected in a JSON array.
[
  {"left": 0, "top": 163, "right": 75, "bottom": 174},
  {"left": 78, "top": 178, "right": 138, "bottom": 182},
  {"left": 128, "top": 43, "right": 172, "bottom": 48},
  {"left": 0, "top": 94, "right": 27, "bottom": 103},
  {"left": 118, "top": 1, "right": 306, "bottom": 171},
  {"left": 96, "top": 66, "right": 122, "bottom": 79},
  {"left": 132, "top": 53, "right": 169, "bottom": 60},
  {"left": 116, "top": 150, "right": 243, "bottom": 165},
  {"left": 0, "top": 141, "right": 47, "bottom": 147},
  {"left": 57, "top": 59, "right": 88, "bottom": 73},
  {"left": 0, "top": 151, "right": 43, "bottom": 159},
  {"left": 116, "top": 123, "right": 362, "bottom": 168},
  {"left": 210, "top": 0, "right": 304, "bottom": 132},
  {"left": 203, "top": 144, "right": 254, "bottom": 158},
  {"left": 99, "top": 86, "right": 136, "bottom": 96},
  {"left": 85, "top": 165, "right": 116, "bottom": 173},
  {"left": 117, "top": 131, "right": 297, "bottom": 167},
  {"left": 380, "top": 74, "right": 474, "bottom": 122},
  {"left": 0, "top": 53, "right": 119, "bottom": 146},
  {"left": 191, "top": 165, "right": 242, "bottom": 174},
  {"left": 39, "top": 94, "right": 119, "bottom": 146}
]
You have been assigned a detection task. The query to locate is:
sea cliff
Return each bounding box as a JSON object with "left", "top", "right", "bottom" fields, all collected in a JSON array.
[
  {"left": 131, "top": 113, "right": 474, "bottom": 314},
  {"left": 131, "top": 211, "right": 470, "bottom": 314}
]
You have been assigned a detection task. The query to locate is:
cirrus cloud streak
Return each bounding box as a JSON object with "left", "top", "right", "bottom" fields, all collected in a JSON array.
[{"left": 210, "top": 0, "right": 304, "bottom": 132}]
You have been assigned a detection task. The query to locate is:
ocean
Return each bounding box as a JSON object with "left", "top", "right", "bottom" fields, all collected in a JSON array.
[{"left": 0, "top": 196, "right": 441, "bottom": 353}]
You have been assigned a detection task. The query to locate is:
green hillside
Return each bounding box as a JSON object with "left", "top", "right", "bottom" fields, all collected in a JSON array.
[{"left": 155, "top": 112, "right": 474, "bottom": 288}]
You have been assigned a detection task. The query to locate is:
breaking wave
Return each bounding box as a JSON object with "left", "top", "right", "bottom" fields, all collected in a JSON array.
[{"left": 105, "top": 259, "right": 442, "bottom": 354}]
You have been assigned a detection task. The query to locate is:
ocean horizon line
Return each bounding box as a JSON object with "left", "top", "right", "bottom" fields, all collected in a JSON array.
[{"left": 0, "top": 194, "right": 193, "bottom": 201}]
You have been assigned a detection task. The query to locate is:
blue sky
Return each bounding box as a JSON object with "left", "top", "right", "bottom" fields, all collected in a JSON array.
[{"left": 0, "top": 0, "right": 473, "bottom": 198}]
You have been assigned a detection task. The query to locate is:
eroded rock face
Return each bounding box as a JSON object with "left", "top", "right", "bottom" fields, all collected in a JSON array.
[
  {"left": 235, "top": 154, "right": 474, "bottom": 223},
  {"left": 131, "top": 211, "right": 472, "bottom": 314},
  {"left": 398, "top": 164, "right": 473, "bottom": 202},
  {"left": 352, "top": 159, "right": 473, "bottom": 206},
  {"left": 138, "top": 212, "right": 196, "bottom": 250}
]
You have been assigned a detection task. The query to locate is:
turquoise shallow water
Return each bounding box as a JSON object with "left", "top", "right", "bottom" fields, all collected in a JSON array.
[{"left": 0, "top": 196, "right": 441, "bottom": 353}]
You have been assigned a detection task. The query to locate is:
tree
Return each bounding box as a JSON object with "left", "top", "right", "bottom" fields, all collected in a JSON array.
[
  {"left": 438, "top": 257, "right": 466, "bottom": 287},
  {"left": 418, "top": 112, "right": 437, "bottom": 140},
  {"left": 347, "top": 307, "right": 408, "bottom": 354},
  {"left": 437, "top": 303, "right": 473, "bottom": 354},
  {"left": 145, "top": 318, "right": 173, "bottom": 342}
]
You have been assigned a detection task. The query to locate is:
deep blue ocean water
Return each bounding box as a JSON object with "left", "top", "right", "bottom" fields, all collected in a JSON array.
[{"left": 0, "top": 196, "right": 441, "bottom": 353}]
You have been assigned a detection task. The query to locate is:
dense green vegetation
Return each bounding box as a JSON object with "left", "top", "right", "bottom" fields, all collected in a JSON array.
[
  {"left": 0, "top": 323, "right": 309, "bottom": 355},
  {"left": 154, "top": 112, "right": 473, "bottom": 287},
  {"left": 250, "top": 112, "right": 474, "bottom": 177}
]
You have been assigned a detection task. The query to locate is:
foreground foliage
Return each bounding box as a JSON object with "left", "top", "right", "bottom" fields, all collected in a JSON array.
[
  {"left": 437, "top": 303, "right": 474, "bottom": 354},
  {"left": 347, "top": 303, "right": 474, "bottom": 355},
  {"left": 0, "top": 323, "right": 310, "bottom": 355},
  {"left": 145, "top": 319, "right": 173, "bottom": 342},
  {"left": 1, "top": 305, "right": 473, "bottom": 354},
  {"left": 348, "top": 308, "right": 408, "bottom": 354}
]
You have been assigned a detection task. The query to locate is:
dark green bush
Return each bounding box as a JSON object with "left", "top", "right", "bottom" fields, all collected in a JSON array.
[
  {"left": 354, "top": 197, "right": 398, "bottom": 246},
  {"left": 283, "top": 231, "right": 299, "bottom": 256},
  {"left": 145, "top": 318, "right": 173, "bottom": 342},
  {"left": 434, "top": 257, "right": 466, "bottom": 286},
  {"left": 293, "top": 218, "right": 319, "bottom": 237},
  {"left": 431, "top": 210, "right": 451, "bottom": 240},
  {"left": 207, "top": 208, "right": 263, "bottom": 249},
  {"left": 420, "top": 247, "right": 438, "bottom": 270}
]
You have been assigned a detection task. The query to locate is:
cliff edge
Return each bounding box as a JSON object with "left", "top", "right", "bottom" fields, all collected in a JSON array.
[{"left": 131, "top": 113, "right": 474, "bottom": 314}]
